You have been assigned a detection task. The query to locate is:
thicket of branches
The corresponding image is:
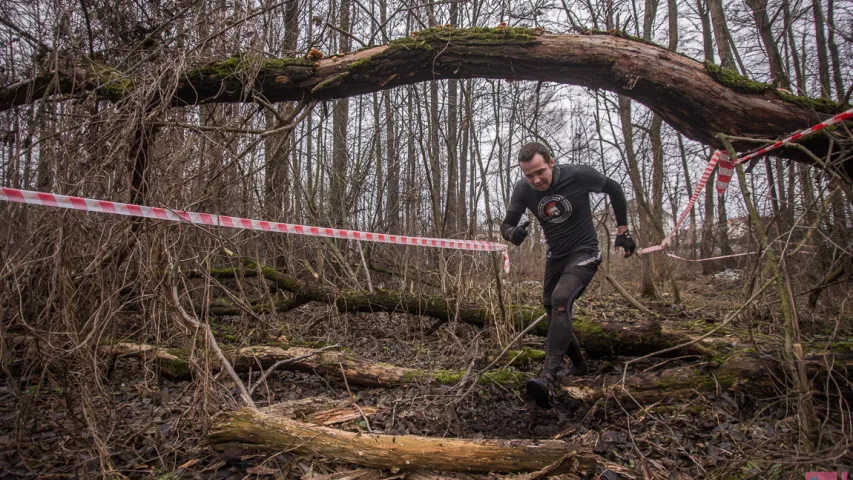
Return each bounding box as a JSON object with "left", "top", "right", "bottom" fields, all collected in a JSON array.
[{"left": 1, "top": 0, "right": 852, "bottom": 476}]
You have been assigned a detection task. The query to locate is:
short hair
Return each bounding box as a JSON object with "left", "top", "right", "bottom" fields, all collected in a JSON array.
[{"left": 518, "top": 142, "right": 552, "bottom": 164}]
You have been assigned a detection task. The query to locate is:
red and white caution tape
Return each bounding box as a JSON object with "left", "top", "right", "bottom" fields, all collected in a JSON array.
[
  {"left": 733, "top": 108, "right": 853, "bottom": 166},
  {"left": 715, "top": 152, "right": 734, "bottom": 195},
  {"left": 637, "top": 150, "right": 721, "bottom": 255},
  {"left": 0, "top": 187, "right": 511, "bottom": 272},
  {"left": 639, "top": 108, "right": 853, "bottom": 256},
  {"left": 666, "top": 252, "right": 753, "bottom": 263}
]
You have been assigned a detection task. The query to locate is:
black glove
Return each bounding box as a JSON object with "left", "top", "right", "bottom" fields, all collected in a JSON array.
[
  {"left": 509, "top": 221, "right": 530, "bottom": 246},
  {"left": 615, "top": 230, "right": 636, "bottom": 258}
]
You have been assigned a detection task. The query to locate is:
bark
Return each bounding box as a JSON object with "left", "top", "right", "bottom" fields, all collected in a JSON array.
[
  {"left": 330, "top": 0, "right": 352, "bottom": 228},
  {"left": 783, "top": 0, "right": 806, "bottom": 94},
  {"left": 618, "top": 95, "right": 657, "bottom": 298},
  {"left": 744, "top": 0, "right": 790, "bottom": 89},
  {"left": 700, "top": 162, "right": 717, "bottom": 274},
  {"left": 697, "top": 0, "right": 715, "bottom": 63},
  {"left": 384, "top": 90, "right": 400, "bottom": 234},
  {"left": 3, "top": 30, "right": 847, "bottom": 169},
  {"left": 825, "top": 0, "right": 845, "bottom": 100},
  {"left": 208, "top": 409, "right": 611, "bottom": 474},
  {"left": 812, "top": 0, "right": 833, "bottom": 99},
  {"left": 707, "top": 0, "right": 736, "bottom": 70}
]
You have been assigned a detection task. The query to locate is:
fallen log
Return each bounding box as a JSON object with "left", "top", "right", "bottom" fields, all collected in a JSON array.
[
  {"left": 561, "top": 352, "right": 853, "bottom": 404},
  {"left": 99, "top": 342, "right": 528, "bottom": 386},
  {"left": 204, "top": 263, "right": 716, "bottom": 358},
  {"left": 4, "top": 28, "right": 847, "bottom": 172},
  {"left": 207, "top": 407, "right": 613, "bottom": 474}
]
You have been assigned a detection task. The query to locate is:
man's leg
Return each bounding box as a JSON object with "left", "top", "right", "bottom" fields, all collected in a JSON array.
[
  {"left": 548, "top": 267, "right": 597, "bottom": 375},
  {"left": 526, "top": 251, "right": 600, "bottom": 408}
]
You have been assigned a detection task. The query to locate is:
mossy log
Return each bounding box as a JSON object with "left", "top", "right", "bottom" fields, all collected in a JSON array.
[
  {"left": 205, "top": 264, "right": 714, "bottom": 359},
  {"left": 561, "top": 353, "right": 853, "bottom": 404},
  {"left": 207, "top": 407, "right": 613, "bottom": 474},
  {"left": 3, "top": 28, "right": 848, "bottom": 171},
  {"left": 100, "top": 342, "right": 527, "bottom": 386}
]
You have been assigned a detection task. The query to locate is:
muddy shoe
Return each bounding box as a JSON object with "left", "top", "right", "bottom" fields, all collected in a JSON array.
[
  {"left": 526, "top": 372, "right": 556, "bottom": 409},
  {"left": 560, "top": 362, "right": 589, "bottom": 377}
]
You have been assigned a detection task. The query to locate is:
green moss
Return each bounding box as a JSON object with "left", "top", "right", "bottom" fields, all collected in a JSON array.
[
  {"left": 704, "top": 61, "right": 847, "bottom": 113},
  {"left": 480, "top": 369, "right": 528, "bottom": 385},
  {"left": 503, "top": 347, "right": 545, "bottom": 365},
  {"left": 435, "top": 369, "right": 465, "bottom": 384},
  {"left": 687, "top": 404, "right": 707, "bottom": 414},
  {"left": 413, "top": 26, "right": 538, "bottom": 44},
  {"left": 402, "top": 369, "right": 427, "bottom": 382},
  {"left": 187, "top": 56, "right": 314, "bottom": 80},
  {"left": 704, "top": 61, "right": 770, "bottom": 94},
  {"left": 776, "top": 89, "right": 848, "bottom": 114},
  {"left": 160, "top": 349, "right": 191, "bottom": 378},
  {"left": 81, "top": 58, "right": 136, "bottom": 98}
]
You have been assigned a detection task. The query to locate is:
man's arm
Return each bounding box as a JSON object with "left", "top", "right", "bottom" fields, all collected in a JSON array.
[
  {"left": 500, "top": 210, "right": 523, "bottom": 242},
  {"left": 601, "top": 177, "right": 628, "bottom": 232},
  {"left": 601, "top": 177, "right": 636, "bottom": 256},
  {"left": 501, "top": 182, "right": 530, "bottom": 245}
]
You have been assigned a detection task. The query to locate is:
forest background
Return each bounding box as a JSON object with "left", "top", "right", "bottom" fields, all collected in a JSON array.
[{"left": 0, "top": 0, "right": 851, "bottom": 477}]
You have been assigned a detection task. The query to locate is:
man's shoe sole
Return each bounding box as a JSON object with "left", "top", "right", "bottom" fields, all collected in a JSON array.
[{"left": 525, "top": 378, "right": 552, "bottom": 409}]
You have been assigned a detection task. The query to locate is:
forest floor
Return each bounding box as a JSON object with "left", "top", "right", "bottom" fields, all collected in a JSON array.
[{"left": 1, "top": 266, "right": 850, "bottom": 479}]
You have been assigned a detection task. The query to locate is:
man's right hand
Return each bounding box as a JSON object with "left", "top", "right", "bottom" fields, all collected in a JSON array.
[{"left": 509, "top": 221, "right": 531, "bottom": 246}]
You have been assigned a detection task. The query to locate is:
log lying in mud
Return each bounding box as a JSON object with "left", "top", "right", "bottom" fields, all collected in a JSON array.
[
  {"left": 561, "top": 352, "right": 853, "bottom": 404},
  {"left": 204, "top": 263, "right": 714, "bottom": 358},
  {"left": 100, "top": 342, "right": 528, "bottom": 386},
  {"left": 207, "top": 407, "right": 618, "bottom": 474}
]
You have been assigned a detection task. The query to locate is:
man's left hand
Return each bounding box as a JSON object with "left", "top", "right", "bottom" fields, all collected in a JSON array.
[{"left": 615, "top": 229, "right": 636, "bottom": 258}]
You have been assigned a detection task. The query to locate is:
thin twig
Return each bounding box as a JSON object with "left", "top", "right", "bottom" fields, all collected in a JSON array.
[
  {"left": 170, "top": 285, "right": 256, "bottom": 408},
  {"left": 455, "top": 313, "right": 547, "bottom": 404},
  {"left": 339, "top": 363, "right": 373, "bottom": 433}
]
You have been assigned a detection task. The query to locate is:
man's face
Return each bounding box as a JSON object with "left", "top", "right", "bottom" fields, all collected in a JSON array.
[{"left": 520, "top": 153, "right": 555, "bottom": 191}]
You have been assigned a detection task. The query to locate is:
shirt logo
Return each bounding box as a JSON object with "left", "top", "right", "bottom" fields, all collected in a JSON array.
[{"left": 538, "top": 195, "right": 572, "bottom": 224}]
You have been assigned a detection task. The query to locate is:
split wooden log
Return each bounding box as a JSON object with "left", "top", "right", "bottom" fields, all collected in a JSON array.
[
  {"left": 207, "top": 407, "right": 611, "bottom": 474},
  {"left": 204, "top": 263, "right": 716, "bottom": 359}
]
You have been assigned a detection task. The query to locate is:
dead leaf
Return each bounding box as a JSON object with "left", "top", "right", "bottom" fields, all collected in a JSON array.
[{"left": 178, "top": 458, "right": 199, "bottom": 469}]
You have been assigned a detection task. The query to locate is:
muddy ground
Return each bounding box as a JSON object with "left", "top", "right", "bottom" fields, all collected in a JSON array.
[{"left": 1, "top": 270, "right": 850, "bottom": 479}]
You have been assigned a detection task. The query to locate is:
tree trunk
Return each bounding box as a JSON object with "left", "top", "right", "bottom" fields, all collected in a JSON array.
[
  {"left": 825, "top": 0, "right": 845, "bottom": 100},
  {"left": 783, "top": 0, "right": 807, "bottom": 94},
  {"left": 812, "top": 0, "right": 833, "bottom": 99},
  {"left": 697, "top": 0, "right": 715, "bottom": 63},
  {"left": 208, "top": 409, "right": 610, "bottom": 474},
  {"left": 744, "top": 0, "right": 790, "bottom": 88},
  {"left": 5, "top": 31, "right": 847, "bottom": 169},
  {"left": 330, "top": 0, "right": 352, "bottom": 227},
  {"left": 701, "top": 161, "right": 717, "bottom": 274},
  {"left": 707, "top": 0, "right": 736, "bottom": 70},
  {"left": 618, "top": 95, "right": 657, "bottom": 298}
]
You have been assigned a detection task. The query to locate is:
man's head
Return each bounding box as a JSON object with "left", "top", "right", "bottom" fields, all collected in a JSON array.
[{"left": 518, "top": 142, "right": 555, "bottom": 191}]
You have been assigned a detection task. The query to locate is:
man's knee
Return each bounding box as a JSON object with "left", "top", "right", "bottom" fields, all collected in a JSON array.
[{"left": 549, "top": 284, "right": 574, "bottom": 311}]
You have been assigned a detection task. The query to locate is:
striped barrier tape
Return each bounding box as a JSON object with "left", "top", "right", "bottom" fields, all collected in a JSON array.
[
  {"left": 715, "top": 152, "right": 734, "bottom": 195},
  {"left": 636, "top": 149, "right": 721, "bottom": 255},
  {"left": 639, "top": 107, "right": 853, "bottom": 256},
  {"left": 0, "top": 187, "right": 511, "bottom": 272}
]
